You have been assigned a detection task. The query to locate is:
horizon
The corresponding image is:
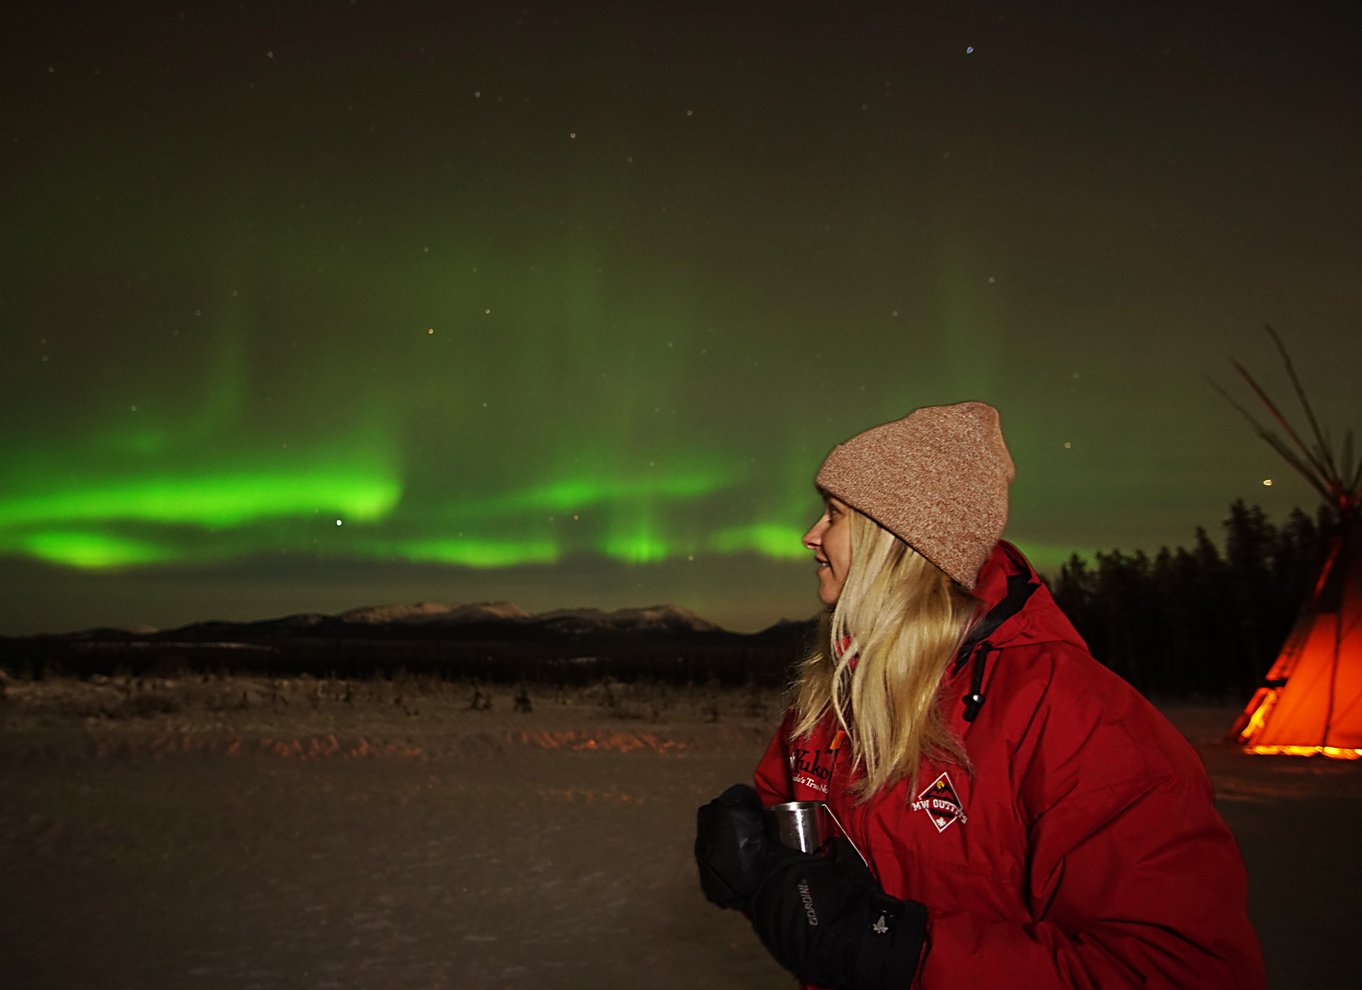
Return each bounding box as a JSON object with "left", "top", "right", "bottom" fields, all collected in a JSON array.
[{"left": 1, "top": 501, "right": 1316, "bottom": 638}]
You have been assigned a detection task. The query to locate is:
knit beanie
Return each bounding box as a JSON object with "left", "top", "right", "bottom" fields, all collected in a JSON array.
[{"left": 814, "top": 401, "right": 1014, "bottom": 589}]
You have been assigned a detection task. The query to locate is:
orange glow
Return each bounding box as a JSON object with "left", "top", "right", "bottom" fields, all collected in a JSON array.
[
  {"left": 1232, "top": 687, "right": 1278, "bottom": 745},
  {"left": 512, "top": 729, "right": 689, "bottom": 754},
  {"left": 1246, "top": 745, "right": 1362, "bottom": 759},
  {"left": 77, "top": 729, "right": 691, "bottom": 760}
]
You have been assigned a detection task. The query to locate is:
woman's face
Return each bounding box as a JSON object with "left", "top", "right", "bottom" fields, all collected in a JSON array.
[{"left": 803, "top": 495, "right": 853, "bottom": 605}]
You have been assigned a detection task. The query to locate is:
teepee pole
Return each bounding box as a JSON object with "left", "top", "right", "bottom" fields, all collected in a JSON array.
[
  {"left": 1215, "top": 375, "right": 1335, "bottom": 504},
  {"left": 1265, "top": 324, "right": 1344, "bottom": 489}
]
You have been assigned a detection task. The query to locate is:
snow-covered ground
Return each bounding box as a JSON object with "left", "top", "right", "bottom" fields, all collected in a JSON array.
[{"left": 0, "top": 677, "right": 1356, "bottom": 988}]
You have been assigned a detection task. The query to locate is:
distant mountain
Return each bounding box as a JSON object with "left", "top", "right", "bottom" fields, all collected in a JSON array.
[
  {"left": 337, "top": 601, "right": 531, "bottom": 625},
  {"left": 3, "top": 602, "right": 811, "bottom": 646},
  {"left": 61, "top": 601, "right": 735, "bottom": 643},
  {"left": 0, "top": 601, "right": 816, "bottom": 685},
  {"left": 533, "top": 604, "right": 721, "bottom": 636}
]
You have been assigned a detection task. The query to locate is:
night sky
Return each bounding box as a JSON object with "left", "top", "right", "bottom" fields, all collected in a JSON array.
[{"left": 3, "top": 1, "right": 1359, "bottom": 635}]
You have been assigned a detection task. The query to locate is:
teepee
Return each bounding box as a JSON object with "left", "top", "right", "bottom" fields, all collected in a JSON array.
[{"left": 1226, "top": 328, "right": 1362, "bottom": 758}]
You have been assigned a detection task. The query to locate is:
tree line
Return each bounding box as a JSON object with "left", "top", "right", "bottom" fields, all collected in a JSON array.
[{"left": 1049, "top": 500, "right": 1325, "bottom": 700}]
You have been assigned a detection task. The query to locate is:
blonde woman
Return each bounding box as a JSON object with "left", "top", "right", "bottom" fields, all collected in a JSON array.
[{"left": 695, "top": 402, "right": 1264, "bottom": 989}]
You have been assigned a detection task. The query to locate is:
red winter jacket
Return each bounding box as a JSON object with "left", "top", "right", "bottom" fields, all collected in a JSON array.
[{"left": 754, "top": 542, "right": 1265, "bottom": 989}]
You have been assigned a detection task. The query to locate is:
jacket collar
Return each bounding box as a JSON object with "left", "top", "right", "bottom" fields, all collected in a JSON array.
[
  {"left": 954, "top": 541, "right": 1040, "bottom": 669},
  {"left": 951, "top": 541, "right": 1042, "bottom": 722}
]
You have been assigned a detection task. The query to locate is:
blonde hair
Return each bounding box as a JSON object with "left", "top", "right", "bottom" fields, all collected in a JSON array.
[{"left": 792, "top": 506, "right": 978, "bottom": 798}]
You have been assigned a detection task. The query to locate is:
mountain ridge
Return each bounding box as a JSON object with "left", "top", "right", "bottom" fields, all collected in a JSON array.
[{"left": 11, "top": 602, "right": 812, "bottom": 643}]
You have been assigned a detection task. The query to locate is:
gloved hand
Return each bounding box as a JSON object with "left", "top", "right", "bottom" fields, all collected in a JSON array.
[
  {"left": 749, "top": 837, "right": 927, "bottom": 990},
  {"left": 694, "top": 783, "right": 768, "bottom": 909}
]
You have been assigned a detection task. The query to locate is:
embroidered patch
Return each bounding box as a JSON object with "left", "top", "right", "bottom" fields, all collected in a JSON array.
[{"left": 911, "top": 771, "right": 968, "bottom": 832}]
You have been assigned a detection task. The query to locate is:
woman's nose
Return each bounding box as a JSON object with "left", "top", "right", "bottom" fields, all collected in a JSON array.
[{"left": 803, "top": 519, "right": 823, "bottom": 549}]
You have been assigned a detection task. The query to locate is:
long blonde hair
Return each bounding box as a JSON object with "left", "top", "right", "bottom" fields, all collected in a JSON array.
[{"left": 792, "top": 506, "right": 978, "bottom": 797}]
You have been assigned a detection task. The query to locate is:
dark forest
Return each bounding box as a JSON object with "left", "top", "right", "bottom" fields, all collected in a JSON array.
[{"left": 1052, "top": 500, "right": 1323, "bottom": 700}]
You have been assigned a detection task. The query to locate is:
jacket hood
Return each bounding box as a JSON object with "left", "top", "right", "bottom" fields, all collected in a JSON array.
[
  {"left": 953, "top": 541, "right": 1089, "bottom": 722},
  {"left": 965, "top": 541, "right": 1087, "bottom": 654}
]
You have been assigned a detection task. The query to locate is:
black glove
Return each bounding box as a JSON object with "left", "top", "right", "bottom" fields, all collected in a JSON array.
[
  {"left": 695, "top": 783, "right": 768, "bottom": 909},
  {"left": 749, "top": 837, "right": 926, "bottom": 990}
]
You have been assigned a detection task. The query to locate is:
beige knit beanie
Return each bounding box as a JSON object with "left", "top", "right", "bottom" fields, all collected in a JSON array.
[{"left": 814, "top": 401, "right": 1014, "bottom": 589}]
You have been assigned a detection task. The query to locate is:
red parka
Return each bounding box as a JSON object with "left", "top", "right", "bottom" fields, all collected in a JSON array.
[{"left": 754, "top": 542, "right": 1265, "bottom": 989}]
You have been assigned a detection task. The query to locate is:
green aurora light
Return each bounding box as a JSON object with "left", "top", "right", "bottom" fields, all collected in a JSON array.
[
  {"left": 4, "top": 530, "right": 177, "bottom": 570},
  {"left": 2, "top": 3, "right": 1358, "bottom": 635},
  {"left": 0, "top": 412, "right": 809, "bottom": 573}
]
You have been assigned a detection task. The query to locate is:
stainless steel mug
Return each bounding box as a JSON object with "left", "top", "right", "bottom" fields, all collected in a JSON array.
[
  {"left": 764, "top": 800, "right": 833, "bottom": 854},
  {"left": 764, "top": 800, "right": 868, "bottom": 865}
]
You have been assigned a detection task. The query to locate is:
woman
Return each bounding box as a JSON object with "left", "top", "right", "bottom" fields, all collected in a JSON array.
[{"left": 694, "top": 402, "right": 1264, "bottom": 989}]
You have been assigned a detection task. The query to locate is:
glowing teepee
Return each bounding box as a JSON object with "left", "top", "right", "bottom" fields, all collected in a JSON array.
[{"left": 1226, "top": 328, "right": 1362, "bottom": 758}]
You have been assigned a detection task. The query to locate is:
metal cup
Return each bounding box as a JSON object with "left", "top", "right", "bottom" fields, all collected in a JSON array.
[{"left": 764, "top": 800, "right": 832, "bottom": 854}]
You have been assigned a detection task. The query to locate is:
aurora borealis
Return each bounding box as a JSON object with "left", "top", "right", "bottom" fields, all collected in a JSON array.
[{"left": 3, "top": 2, "right": 1360, "bottom": 634}]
